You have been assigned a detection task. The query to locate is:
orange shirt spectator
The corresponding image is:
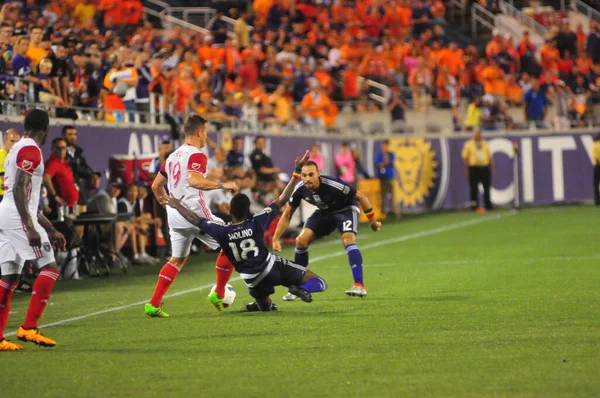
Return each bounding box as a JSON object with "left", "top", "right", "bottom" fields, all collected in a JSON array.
[
  {"left": 439, "top": 46, "right": 464, "bottom": 77},
  {"left": 122, "top": 0, "right": 143, "bottom": 25},
  {"left": 481, "top": 63, "right": 505, "bottom": 96},
  {"left": 575, "top": 54, "right": 593, "bottom": 75},
  {"left": 253, "top": 0, "right": 274, "bottom": 25},
  {"left": 314, "top": 69, "right": 333, "bottom": 94},
  {"left": 104, "top": 93, "right": 126, "bottom": 121},
  {"left": 241, "top": 46, "right": 265, "bottom": 63},
  {"left": 173, "top": 70, "right": 196, "bottom": 113},
  {"left": 250, "top": 85, "right": 269, "bottom": 105},
  {"left": 99, "top": 0, "right": 123, "bottom": 25},
  {"left": 540, "top": 43, "right": 560, "bottom": 71},
  {"left": 485, "top": 37, "right": 501, "bottom": 58},
  {"left": 505, "top": 78, "right": 523, "bottom": 104}
]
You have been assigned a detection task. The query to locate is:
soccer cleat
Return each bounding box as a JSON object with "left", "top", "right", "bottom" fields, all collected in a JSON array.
[
  {"left": 282, "top": 292, "right": 297, "bottom": 301},
  {"left": 207, "top": 291, "right": 224, "bottom": 312},
  {"left": 245, "top": 301, "right": 278, "bottom": 312},
  {"left": 345, "top": 284, "right": 367, "bottom": 298},
  {"left": 16, "top": 327, "right": 56, "bottom": 347},
  {"left": 0, "top": 339, "right": 24, "bottom": 351},
  {"left": 288, "top": 286, "right": 313, "bottom": 303},
  {"left": 144, "top": 303, "right": 170, "bottom": 318}
]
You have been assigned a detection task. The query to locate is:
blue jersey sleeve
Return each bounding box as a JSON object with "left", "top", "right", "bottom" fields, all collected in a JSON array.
[
  {"left": 289, "top": 184, "right": 303, "bottom": 209},
  {"left": 253, "top": 203, "right": 280, "bottom": 230},
  {"left": 199, "top": 219, "right": 225, "bottom": 238}
]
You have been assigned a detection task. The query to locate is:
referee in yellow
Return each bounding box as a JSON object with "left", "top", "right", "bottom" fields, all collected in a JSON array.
[
  {"left": 593, "top": 134, "right": 600, "bottom": 206},
  {"left": 462, "top": 128, "right": 494, "bottom": 212},
  {"left": 0, "top": 129, "right": 21, "bottom": 202}
]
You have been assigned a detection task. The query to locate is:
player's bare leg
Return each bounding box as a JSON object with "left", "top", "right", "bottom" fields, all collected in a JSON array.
[
  {"left": 145, "top": 256, "right": 188, "bottom": 317},
  {"left": 283, "top": 228, "right": 315, "bottom": 301},
  {"left": 17, "top": 262, "right": 61, "bottom": 347},
  {"left": 341, "top": 232, "right": 367, "bottom": 298}
]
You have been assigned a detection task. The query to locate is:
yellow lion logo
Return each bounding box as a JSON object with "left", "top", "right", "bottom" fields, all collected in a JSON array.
[{"left": 391, "top": 138, "right": 437, "bottom": 207}]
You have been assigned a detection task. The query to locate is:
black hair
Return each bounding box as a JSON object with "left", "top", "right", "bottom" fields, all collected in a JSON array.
[
  {"left": 183, "top": 114, "right": 207, "bottom": 136},
  {"left": 230, "top": 194, "right": 251, "bottom": 220},
  {"left": 24, "top": 109, "right": 49, "bottom": 135},
  {"left": 382, "top": 139, "right": 390, "bottom": 145},
  {"left": 303, "top": 160, "right": 319, "bottom": 171},
  {"left": 254, "top": 134, "right": 265, "bottom": 143},
  {"left": 62, "top": 125, "right": 76, "bottom": 136},
  {"left": 51, "top": 137, "right": 65, "bottom": 147},
  {"left": 233, "top": 135, "right": 243, "bottom": 141}
]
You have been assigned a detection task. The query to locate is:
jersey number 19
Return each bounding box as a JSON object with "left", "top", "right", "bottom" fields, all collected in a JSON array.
[{"left": 229, "top": 238, "right": 259, "bottom": 261}]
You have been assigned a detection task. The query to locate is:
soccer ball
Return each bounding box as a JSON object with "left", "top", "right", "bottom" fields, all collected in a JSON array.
[{"left": 210, "top": 284, "right": 236, "bottom": 308}]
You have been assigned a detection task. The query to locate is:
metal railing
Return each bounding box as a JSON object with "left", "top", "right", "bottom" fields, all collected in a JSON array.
[
  {"left": 471, "top": 3, "right": 497, "bottom": 38},
  {"left": 570, "top": 0, "right": 600, "bottom": 21},
  {"left": 144, "top": 7, "right": 210, "bottom": 36},
  {"left": 448, "top": 0, "right": 468, "bottom": 31},
  {"left": 501, "top": 1, "right": 549, "bottom": 37}
]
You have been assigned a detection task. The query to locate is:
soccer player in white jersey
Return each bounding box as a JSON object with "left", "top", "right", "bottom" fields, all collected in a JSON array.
[
  {"left": 0, "top": 109, "right": 67, "bottom": 351},
  {"left": 145, "top": 114, "right": 238, "bottom": 317}
]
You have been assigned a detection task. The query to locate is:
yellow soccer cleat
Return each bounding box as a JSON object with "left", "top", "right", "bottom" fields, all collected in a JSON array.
[
  {"left": 0, "top": 339, "right": 24, "bottom": 351},
  {"left": 17, "top": 327, "right": 56, "bottom": 347}
]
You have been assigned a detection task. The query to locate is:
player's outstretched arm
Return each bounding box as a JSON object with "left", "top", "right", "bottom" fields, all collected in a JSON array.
[
  {"left": 355, "top": 190, "right": 382, "bottom": 232},
  {"left": 189, "top": 172, "right": 238, "bottom": 193},
  {"left": 14, "top": 169, "right": 41, "bottom": 247},
  {"left": 272, "top": 150, "right": 309, "bottom": 209},
  {"left": 167, "top": 196, "right": 203, "bottom": 227},
  {"left": 152, "top": 172, "right": 169, "bottom": 207}
]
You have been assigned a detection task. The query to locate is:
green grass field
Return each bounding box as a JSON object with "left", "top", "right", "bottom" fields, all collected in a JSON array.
[{"left": 2, "top": 207, "right": 599, "bottom": 397}]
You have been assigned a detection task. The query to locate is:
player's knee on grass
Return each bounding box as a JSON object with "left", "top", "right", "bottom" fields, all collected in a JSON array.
[
  {"left": 295, "top": 229, "right": 315, "bottom": 249},
  {"left": 341, "top": 232, "right": 356, "bottom": 247}
]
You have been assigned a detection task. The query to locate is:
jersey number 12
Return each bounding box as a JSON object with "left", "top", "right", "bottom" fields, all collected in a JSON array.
[{"left": 229, "top": 238, "right": 259, "bottom": 261}]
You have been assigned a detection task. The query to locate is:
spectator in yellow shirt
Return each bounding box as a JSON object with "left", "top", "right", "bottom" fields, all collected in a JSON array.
[
  {"left": 26, "top": 27, "right": 48, "bottom": 67},
  {"left": 462, "top": 128, "right": 494, "bottom": 212},
  {"left": 593, "top": 134, "right": 600, "bottom": 206},
  {"left": 73, "top": 0, "right": 96, "bottom": 26},
  {"left": 0, "top": 129, "right": 21, "bottom": 202}
]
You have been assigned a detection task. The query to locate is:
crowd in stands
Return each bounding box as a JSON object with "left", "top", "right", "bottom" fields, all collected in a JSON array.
[{"left": 1, "top": 0, "right": 600, "bottom": 133}]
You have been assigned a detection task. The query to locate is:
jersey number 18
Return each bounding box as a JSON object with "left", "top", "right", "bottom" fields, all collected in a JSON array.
[{"left": 229, "top": 238, "right": 259, "bottom": 261}]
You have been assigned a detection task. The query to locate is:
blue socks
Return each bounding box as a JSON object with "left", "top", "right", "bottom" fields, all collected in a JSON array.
[
  {"left": 345, "top": 244, "right": 364, "bottom": 286},
  {"left": 294, "top": 247, "right": 309, "bottom": 267},
  {"left": 301, "top": 277, "right": 327, "bottom": 293}
]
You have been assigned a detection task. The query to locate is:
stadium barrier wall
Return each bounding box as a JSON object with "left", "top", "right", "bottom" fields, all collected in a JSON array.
[{"left": 1, "top": 122, "right": 597, "bottom": 211}]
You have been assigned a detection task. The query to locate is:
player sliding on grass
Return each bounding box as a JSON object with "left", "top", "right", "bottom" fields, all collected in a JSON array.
[
  {"left": 168, "top": 150, "right": 328, "bottom": 312},
  {"left": 272, "top": 160, "right": 381, "bottom": 299},
  {"left": 0, "top": 110, "right": 67, "bottom": 351},
  {"left": 146, "top": 114, "right": 238, "bottom": 317}
]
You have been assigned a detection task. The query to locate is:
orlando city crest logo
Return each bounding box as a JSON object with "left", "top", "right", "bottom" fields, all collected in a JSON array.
[{"left": 391, "top": 138, "right": 438, "bottom": 207}]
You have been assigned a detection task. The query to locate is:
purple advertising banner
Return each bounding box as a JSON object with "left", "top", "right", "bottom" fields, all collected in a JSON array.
[{"left": 1, "top": 120, "right": 597, "bottom": 209}]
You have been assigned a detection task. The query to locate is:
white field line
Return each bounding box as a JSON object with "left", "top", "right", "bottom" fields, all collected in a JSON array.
[
  {"left": 5, "top": 211, "right": 515, "bottom": 337},
  {"left": 327, "top": 255, "right": 600, "bottom": 269}
]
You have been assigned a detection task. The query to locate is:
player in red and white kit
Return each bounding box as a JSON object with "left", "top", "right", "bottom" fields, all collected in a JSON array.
[
  {"left": 0, "top": 109, "right": 66, "bottom": 351},
  {"left": 145, "top": 114, "right": 238, "bottom": 317}
]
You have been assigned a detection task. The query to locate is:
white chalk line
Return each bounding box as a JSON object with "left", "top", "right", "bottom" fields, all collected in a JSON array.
[
  {"left": 326, "top": 255, "right": 600, "bottom": 269},
  {"left": 5, "top": 211, "right": 515, "bottom": 337}
]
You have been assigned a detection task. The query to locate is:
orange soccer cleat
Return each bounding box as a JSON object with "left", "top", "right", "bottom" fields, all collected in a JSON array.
[
  {"left": 0, "top": 339, "right": 24, "bottom": 351},
  {"left": 16, "top": 327, "right": 56, "bottom": 347}
]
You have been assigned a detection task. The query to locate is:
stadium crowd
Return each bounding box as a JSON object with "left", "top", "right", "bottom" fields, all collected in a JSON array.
[{"left": 0, "top": 0, "right": 598, "bottom": 132}]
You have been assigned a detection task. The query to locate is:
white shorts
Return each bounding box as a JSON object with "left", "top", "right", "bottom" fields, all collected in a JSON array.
[
  {"left": 0, "top": 224, "right": 55, "bottom": 275},
  {"left": 169, "top": 226, "right": 221, "bottom": 258}
]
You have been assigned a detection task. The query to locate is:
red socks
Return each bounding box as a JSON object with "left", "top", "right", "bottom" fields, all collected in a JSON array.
[
  {"left": 150, "top": 262, "right": 181, "bottom": 307},
  {"left": 0, "top": 280, "right": 18, "bottom": 340},
  {"left": 214, "top": 251, "right": 233, "bottom": 299},
  {"left": 22, "top": 269, "right": 59, "bottom": 330}
]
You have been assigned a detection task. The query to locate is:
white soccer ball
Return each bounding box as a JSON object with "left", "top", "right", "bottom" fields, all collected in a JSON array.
[{"left": 210, "top": 283, "right": 236, "bottom": 307}]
